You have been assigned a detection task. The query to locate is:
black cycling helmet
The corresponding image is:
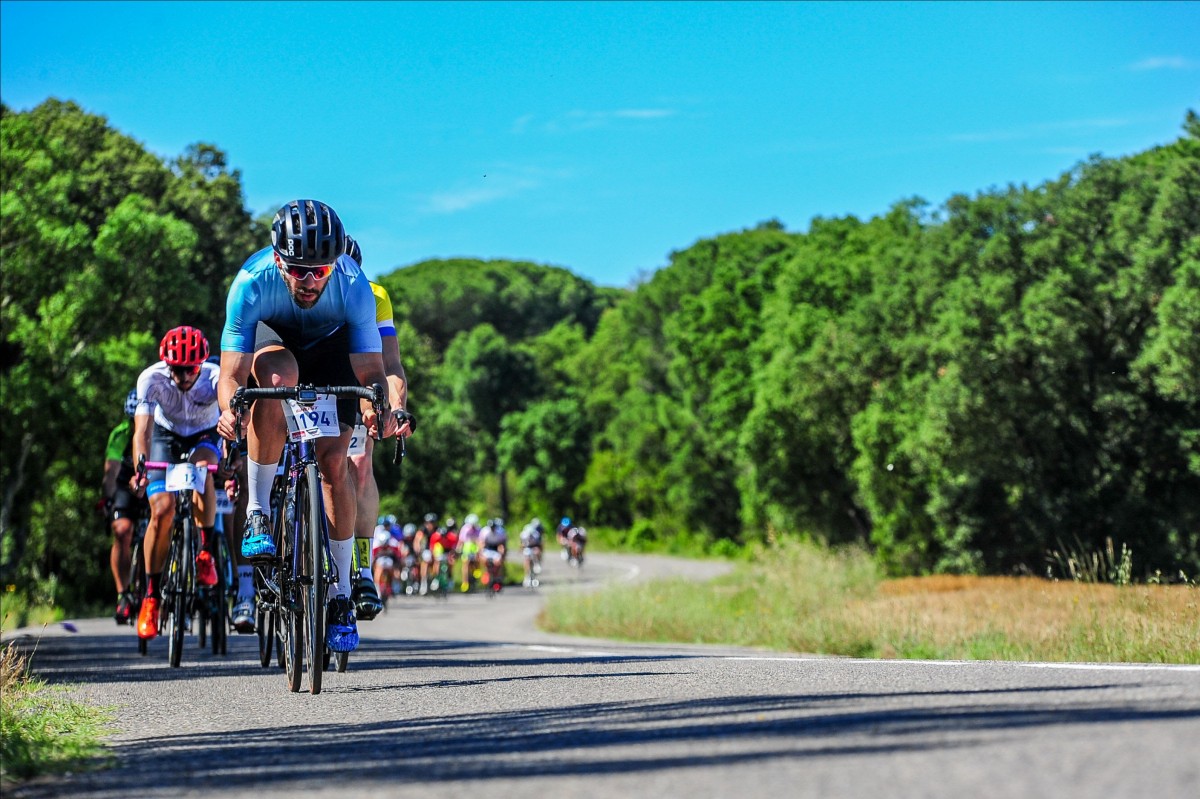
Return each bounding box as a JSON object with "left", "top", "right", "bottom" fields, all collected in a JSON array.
[
  {"left": 423, "top": 513, "right": 438, "bottom": 523},
  {"left": 124, "top": 389, "right": 138, "bottom": 417},
  {"left": 344, "top": 234, "right": 363, "bottom": 267},
  {"left": 271, "top": 199, "right": 345, "bottom": 265}
]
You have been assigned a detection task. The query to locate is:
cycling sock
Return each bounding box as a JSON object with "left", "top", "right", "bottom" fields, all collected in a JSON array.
[
  {"left": 237, "top": 565, "right": 254, "bottom": 598},
  {"left": 355, "top": 538, "right": 372, "bottom": 579},
  {"left": 330, "top": 538, "right": 355, "bottom": 600},
  {"left": 246, "top": 459, "right": 276, "bottom": 515}
]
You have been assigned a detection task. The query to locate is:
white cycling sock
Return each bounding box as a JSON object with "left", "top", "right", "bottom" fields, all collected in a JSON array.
[
  {"left": 246, "top": 459, "right": 276, "bottom": 515},
  {"left": 237, "top": 566, "right": 254, "bottom": 599},
  {"left": 330, "top": 538, "right": 354, "bottom": 600}
]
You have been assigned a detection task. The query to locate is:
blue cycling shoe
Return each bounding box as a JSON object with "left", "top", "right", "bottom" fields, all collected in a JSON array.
[
  {"left": 240, "top": 511, "right": 275, "bottom": 562},
  {"left": 326, "top": 596, "right": 359, "bottom": 653}
]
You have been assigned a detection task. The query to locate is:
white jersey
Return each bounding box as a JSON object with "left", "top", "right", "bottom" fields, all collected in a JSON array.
[
  {"left": 135, "top": 361, "right": 220, "bottom": 436},
  {"left": 520, "top": 526, "right": 542, "bottom": 547}
]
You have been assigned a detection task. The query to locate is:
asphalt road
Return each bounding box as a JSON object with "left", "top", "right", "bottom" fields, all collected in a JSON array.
[{"left": 6, "top": 551, "right": 1199, "bottom": 799}]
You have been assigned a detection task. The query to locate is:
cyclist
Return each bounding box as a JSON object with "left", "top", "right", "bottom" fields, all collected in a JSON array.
[
  {"left": 130, "top": 326, "right": 223, "bottom": 641},
  {"left": 456, "top": 513, "right": 483, "bottom": 591},
  {"left": 481, "top": 517, "right": 508, "bottom": 590},
  {"left": 415, "top": 513, "right": 438, "bottom": 594},
  {"left": 342, "top": 235, "right": 411, "bottom": 621},
  {"left": 102, "top": 389, "right": 148, "bottom": 624},
  {"left": 556, "top": 516, "right": 573, "bottom": 561},
  {"left": 216, "top": 199, "right": 407, "bottom": 654},
  {"left": 371, "top": 515, "right": 403, "bottom": 602},
  {"left": 519, "top": 519, "right": 544, "bottom": 587},
  {"left": 429, "top": 518, "right": 458, "bottom": 592}
]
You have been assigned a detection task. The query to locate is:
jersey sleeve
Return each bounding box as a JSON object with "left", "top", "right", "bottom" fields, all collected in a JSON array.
[
  {"left": 347, "top": 276, "right": 383, "bottom": 353},
  {"left": 134, "top": 367, "right": 156, "bottom": 417},
  {"left": 221, "top": 268, "right": 263, "bottom": 353},
  {"left": 371, "top": 282, "right": 397, "bottom": 338},
  {"left": 105, "top": 420, "right": 132, "bottom": 462}
]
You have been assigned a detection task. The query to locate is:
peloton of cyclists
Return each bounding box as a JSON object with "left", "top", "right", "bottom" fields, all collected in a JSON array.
[{"left": 130, "top": 326, "right": 224, "bottom": 641}]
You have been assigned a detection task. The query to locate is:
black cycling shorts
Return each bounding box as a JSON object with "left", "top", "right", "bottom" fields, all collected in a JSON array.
[
  {"left": 147, "top": 423, "right": 222, "bottom": 498},
  {"left": 253, "top": 322, "right": 360, "bottom": 428}
]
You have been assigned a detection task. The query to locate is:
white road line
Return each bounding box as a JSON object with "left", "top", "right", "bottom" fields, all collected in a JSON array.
[{"left": 523, "top": 645, "right": 1200, "bottom": 672}]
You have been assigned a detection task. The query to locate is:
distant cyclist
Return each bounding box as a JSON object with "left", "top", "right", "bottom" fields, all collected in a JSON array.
[
  {"left": 456, "top": 514, "right": 483, "bottom": 591},
  {"left": 481, "top": 518, "right": 508, "bottom": 590},
  {"left": 101, "top": 389, "right": 148, "bottom": 624},
  {"left": 130, "top": 326, "right": 223, "bottom": 641},
  {"left": 519, "top": 519, "right": 544, "bottom": 587}
]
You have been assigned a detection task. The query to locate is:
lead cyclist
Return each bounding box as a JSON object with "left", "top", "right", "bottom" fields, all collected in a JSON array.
[{"left": 216, "top": 200, "right": 410, "bottom": 654}]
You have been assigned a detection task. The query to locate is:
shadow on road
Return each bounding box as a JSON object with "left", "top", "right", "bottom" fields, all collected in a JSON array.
[{"left": 12, "top": 638, "right": 1200, "bottom": 799}]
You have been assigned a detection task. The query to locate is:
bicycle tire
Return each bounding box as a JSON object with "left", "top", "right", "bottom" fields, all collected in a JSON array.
[
  {"left": 280, "top": 492, "right": 303, "bottom": 693},
  {"left": 168, "top": 517, "right": 192, "bottom": 668},
  {"left": 300, "top": 463, "right": 324, "bottom": 695},
  {"left": 257, "top": 603, "right": 274, "bottom": 668},
  {"left": 161, "top": 531, "right": 180, "bottom": 663},
  {"left": 211, "top": 536, "right": 229, "bottom": 656}
]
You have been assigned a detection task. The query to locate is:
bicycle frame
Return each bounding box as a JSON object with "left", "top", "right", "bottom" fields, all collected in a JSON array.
[{"left": 232, "top": 383, "right": 385, "bottom": 694}]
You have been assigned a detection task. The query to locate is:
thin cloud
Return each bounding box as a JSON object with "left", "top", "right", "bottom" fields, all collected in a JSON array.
[
  {"left": 422, "top": 166, "right": 572, "bottom": 214},
  {"left": 514, "top": 108, "right": 677, "bottom": 133},
  {"left": 946, "top": 117, "right": 1130, "bottom": 143},
  {"left": 1129, "top": 56, "right": 1197, "bottom": 71}
]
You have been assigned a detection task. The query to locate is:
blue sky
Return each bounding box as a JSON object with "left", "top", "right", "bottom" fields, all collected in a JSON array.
[{"left": 2, "top": 1, "right": 1198, "bottom": 287}]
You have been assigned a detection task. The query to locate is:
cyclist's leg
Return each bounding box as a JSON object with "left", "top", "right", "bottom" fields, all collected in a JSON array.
[
  {"left": 349, "top": 437, "right": 383, "bottom": 618},
  {"left": 240, "top": 344, "right": 294, "bottom": 559},
  {"left": 317, "top": 430, "right": 357, "bottom": 596}
]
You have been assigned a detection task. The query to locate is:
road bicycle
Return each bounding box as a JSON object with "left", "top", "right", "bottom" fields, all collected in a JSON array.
[
  {"left": 230, "top": 383, "right": 391, "bottom": 694},
  {"left": 137, "top": 455, "right": 221, "bottom": 667}
]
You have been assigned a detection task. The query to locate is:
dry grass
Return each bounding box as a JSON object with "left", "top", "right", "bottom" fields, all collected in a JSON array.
[
  {"left": 838, "top": 576, "right": 1200, "bottom": 662},
  {"left": 542, "top": 543, "right": 1200, "bottom": 664}
]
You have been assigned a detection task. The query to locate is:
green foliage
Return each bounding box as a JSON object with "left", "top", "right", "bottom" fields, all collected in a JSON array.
[
  {"left": 4, "top": 99, "right": 1199, "bottom": 613},
  {"left": 1, "top": 100, "right": 259, "bottom": 603}
]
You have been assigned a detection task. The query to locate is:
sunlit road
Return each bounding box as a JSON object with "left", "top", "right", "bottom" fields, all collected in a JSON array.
[{"left": 6, "top": 552, "right": 1199, "bottom": 799}]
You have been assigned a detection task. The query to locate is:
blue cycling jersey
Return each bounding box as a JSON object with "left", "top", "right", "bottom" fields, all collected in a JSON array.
[{"left": 220, "top": 247, "right": 382, "bottom": 354}]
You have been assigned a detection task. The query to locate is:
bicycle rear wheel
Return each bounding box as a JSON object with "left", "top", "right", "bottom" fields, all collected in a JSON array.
[
  {"left": 257, "top": 602, "right": 275, "bottom": 668},
  {"left": 129, "top": 535, "right": 149, "bottom": 655},
  {"left": 210, "top": 535, "right": 229, "bottom": 656},
  {"left": 279, "top": 500, "right": 303, "bottom": 693},
  {"left": 300, "top": 463, "right": 325, "bottom": 695}
]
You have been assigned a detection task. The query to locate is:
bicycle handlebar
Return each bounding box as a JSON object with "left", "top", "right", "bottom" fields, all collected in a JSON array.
[{"left": 143, "top": 461, "right": 219, "bottom": 472}]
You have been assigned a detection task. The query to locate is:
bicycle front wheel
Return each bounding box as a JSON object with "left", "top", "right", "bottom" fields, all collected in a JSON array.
[
  {"left": 300, "top": 463, "right": 325, "bottom": 695},
  {"left": 167, "top": 520, "right": 192, "bottom": 668}
]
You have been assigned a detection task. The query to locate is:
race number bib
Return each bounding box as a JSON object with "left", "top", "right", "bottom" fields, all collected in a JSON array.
[
  {"left": 215, "top": 491, "right": 235, "bottom": 515},
  {"left": 284, "top": 394, "right": 340, "bottom": 441},
  {"left": 347, "top": 424, "right": 368, "bottom": 457},
  {"left": 164, "top": 463, "right": 208, "bottom": 493}
]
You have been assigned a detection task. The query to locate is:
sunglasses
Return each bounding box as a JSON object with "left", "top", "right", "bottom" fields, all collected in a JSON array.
[
  {"left": 170, "top": 364, "right": 201, "bottom": 378},
  {"left": 281, "top": 261, "right": 334, "bottom": 281}
]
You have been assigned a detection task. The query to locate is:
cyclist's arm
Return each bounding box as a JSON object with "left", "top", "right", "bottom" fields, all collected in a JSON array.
[
  {"left": 217, "top": 350, "right": 253, "bottom": 440},
  {"left": 130, "top": 413, "right": 152, "bottom": 486},
  {"left": 381, "top": 333, "right": 408, "bottom": 413},
  {"left": 102, "top": 458, "right": 121, "bottom": 498},
  {"left": 349, "top": 352, "right": 397, "bottom": 439}
]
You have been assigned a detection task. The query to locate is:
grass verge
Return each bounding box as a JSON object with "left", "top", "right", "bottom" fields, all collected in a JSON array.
[
  {"left": 0, "top": 641, "right": 113, "bottom": 784},
  {"left": 539, "top": 539, "right": 1200, "bottom": 664}
]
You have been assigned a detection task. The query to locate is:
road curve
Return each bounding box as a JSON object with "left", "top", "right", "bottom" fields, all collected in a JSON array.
[{"left": 5, "top": 551, "right": 1199, "bottom": 799}]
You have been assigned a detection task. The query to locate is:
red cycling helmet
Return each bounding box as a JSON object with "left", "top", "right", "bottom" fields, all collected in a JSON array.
[{"left": 159, "top": 326, "right": 210, "bottom": 367}]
